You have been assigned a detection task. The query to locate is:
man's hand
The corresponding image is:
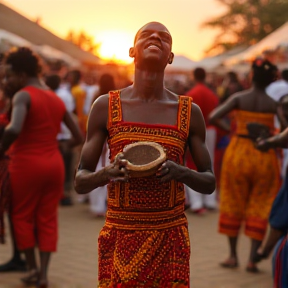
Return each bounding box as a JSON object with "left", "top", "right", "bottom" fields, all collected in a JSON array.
[
  {"left": 251, "top": 250, "right": 269, "bottom": 263},
  {"left": 255, "top": 138, "right": 271, "bottom": 152},
  {"left": 156, "top": 160, "right": 182, "bottom": 182},
  {"left": 106, "top": 153, "right": 129, "bottom": 182}
]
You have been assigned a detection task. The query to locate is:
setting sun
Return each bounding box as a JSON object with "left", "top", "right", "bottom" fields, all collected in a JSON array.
[{"left": 97, "top": 31, "right": 134, "bottom": 64}]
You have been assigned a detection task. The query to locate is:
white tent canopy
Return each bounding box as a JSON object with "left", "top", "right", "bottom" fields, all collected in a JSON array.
[
  {"left": 0, "top": 28, "right": 32, "bottom": 51},
  {"left": 166, "top": 55, "right": 198, "bottom": 72},
  {"left": 192, "top": 46, "right": 247, "bottom": 72},
  {"left": 225, "top": 22, "right": 288, "bottom": 66},
  {"left": 0, "top": 29, "right": 80, "bottom": 66},
  {"left": 33, "top": 45, "right": 80, "bottom": 66}
]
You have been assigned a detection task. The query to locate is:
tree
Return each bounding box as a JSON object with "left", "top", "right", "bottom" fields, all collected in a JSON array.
[
  {"left": 202, "top": 0, "right": 288, "bottom": 55},
  {"left": 66, "top": 30, "right": 100, "bottom": 55}
]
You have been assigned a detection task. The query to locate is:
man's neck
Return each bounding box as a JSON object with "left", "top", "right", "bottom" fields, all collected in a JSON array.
[{"left": 132, "top": 68, "right": 165, "bottom": 101}]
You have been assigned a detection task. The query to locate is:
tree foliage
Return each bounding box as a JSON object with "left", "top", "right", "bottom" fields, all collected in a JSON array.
[
  {"left": 66, "top": 30, "right": 100, "bottom": 55},
  {"left": 203, "top": 0, "right": 288, "bottom": 55}
]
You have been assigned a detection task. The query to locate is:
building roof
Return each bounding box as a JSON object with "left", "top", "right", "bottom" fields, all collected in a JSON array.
[{"left": 0, "top": 3, "right": 100, "bottom": 65}]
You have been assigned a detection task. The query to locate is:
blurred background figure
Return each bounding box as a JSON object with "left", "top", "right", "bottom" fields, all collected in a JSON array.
[
  {"left": 89, "top": 73, "right": 115, "bottom": 217},
  {"left": 0, "top": 90, "right": 10, "bottom": 243},
  {"left": 92, "top": 73, "right": 115, "bottom": 103},
  {"left": 209, "top": 58, "right": 281, "bottom": 273},
  {"left": 220, "top": 71, "right": 244, "bottom": 104},
  {"left": 266, "top": 69, "right": 288, "bottom": 104},
  {"left": 0, "top": 75, "right": 27, "bottom": 273},
  {"left": 0, "top": 47, "right": 83, "bottom": 287},
  {"left": 266, "top": 69, "right": 288, "bottom": 180},
  {"left": 67, "top": 69, "right": 87, "bottom": 136},
  {"left": 253, "top": 93, "right": 288, "bottom": 288},
  {"left": 81, "top": 72, "right": 99, "bottom": 119},
  {"left": 185, "top": 67, "right": 219, "bottom": 214},
  {"left": 0, "top": 57, "right": 27, "bottom": 273},
  {"left": 45, "top": 74, "right": 78, "bottom": 206}
]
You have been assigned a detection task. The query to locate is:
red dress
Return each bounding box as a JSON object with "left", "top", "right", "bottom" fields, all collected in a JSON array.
[
  {"left": 9, "top": 86, "right": 65, "bottom": 251},
  {"left": 98, "top": 91, "right": 192, "bottom": 288}
]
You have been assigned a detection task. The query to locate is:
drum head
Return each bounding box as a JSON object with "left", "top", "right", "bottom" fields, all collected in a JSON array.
[{"left": 123, "top": 141, "right": 166, "bottom": 177}]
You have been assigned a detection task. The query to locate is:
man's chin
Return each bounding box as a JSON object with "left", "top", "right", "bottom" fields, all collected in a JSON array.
[{"left": 137, "top": 58, "right": 167, "bottom": 72}]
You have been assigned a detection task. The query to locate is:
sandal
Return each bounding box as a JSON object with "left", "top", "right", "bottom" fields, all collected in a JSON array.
[
  {"left": 220, "top": 259, "right": 239, "bottom": 269},
  {"left": 38, "top": 279, "right": 49, "bottom": 288},
  {"left": 21, "top": 270, "right": 39, "bottom": 286},
  {"left": 246, "top": 263, "right": 259, "bottom": 273}
]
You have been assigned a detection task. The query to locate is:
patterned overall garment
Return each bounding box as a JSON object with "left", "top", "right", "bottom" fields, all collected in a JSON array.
[
  {"left": 98, "top": 91, "right": 192, "bottom": 288},
  {"left": 219, "top": 110, "right": 281, "bottom": 241}
]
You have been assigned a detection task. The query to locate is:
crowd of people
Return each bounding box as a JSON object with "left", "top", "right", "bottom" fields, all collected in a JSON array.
[{"left": 0, "top": 21, "right": 288, "bottom": 287}]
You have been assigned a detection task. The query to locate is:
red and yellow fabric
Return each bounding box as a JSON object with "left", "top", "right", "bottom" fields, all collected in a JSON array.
[
  {"left": 219, "top": 110, "right": 281, "bottom": 241},
  {"left": 98, "top": 91, "right": 191, "bottom": 288},
  {"left": 71, "top": 84, "right": 86, "bottom": 134}
]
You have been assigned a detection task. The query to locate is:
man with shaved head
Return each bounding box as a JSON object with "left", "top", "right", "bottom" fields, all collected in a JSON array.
[{"left": 75, "top": 22, "right": 215, "bottom": 287}]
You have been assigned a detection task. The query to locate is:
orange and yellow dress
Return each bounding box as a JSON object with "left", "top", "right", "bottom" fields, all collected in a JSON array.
[
  {"left": 98, "top": 91, "right": 191, "bottom": 288},
  {"left": 219, "top": 110, "right": 281, "bottom": 241}
]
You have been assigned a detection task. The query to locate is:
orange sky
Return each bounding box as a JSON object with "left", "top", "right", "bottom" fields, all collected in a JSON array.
[{"left": 2, "top": 0, "right": 226, "bottom": 62}]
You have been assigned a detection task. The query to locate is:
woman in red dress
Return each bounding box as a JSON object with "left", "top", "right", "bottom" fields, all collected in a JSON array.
[{"left": 0, "top": 48, "right": 83, "bottom": 287}]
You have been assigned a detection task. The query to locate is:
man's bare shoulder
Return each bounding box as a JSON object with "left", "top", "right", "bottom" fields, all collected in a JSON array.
[
  {"left": 191, "top": 102, "right": 203, "bottom": 119},
  {"left": 89, "top": 94, "right": 109, "bottom": 126},
  {"left": 91, "top": 93, "right": 109, "bottom": 111},
  {"left": 164, "top": 88, "right": 180, "bottom": 102}
]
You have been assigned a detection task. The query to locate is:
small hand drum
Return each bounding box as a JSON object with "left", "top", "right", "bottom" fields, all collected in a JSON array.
[{"left": 122, "top": 141, "right": 166, "bottom": 178}]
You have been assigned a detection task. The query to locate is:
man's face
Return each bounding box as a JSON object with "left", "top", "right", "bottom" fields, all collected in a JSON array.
[
  {"left": 2, "top": 66, "right": 24, "bottom": 98},
  {"left": 131, "top": 22, "right": 173, "bottom": 71}
]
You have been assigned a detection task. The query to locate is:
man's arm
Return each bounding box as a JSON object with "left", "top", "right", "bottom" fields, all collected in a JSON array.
[
  {"left": 0, "top": 91, "right": 30, "bottom": 157},
  {"left": 183, "top": 104, "right": 215, "bottom": 193},
  {"left": 74, "top": 95, "right": 128, "bottom": 194},
  {"left": 157, "top": 104, "right": 215, "bottom": 194},
  {"left": 256, "top": 127, "right": 288, "bottom": 151}
]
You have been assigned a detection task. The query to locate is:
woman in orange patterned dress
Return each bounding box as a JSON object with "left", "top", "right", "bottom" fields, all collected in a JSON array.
[
  {"left": 209, "top": 59, "right": 281, "bottom": 273},
  {"left": 75, "top": 22, "right": 215, "bottom": 287}
]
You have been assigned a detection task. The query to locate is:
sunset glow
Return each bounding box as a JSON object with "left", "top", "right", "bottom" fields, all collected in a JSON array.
[
  {"left": 3, "top": 0, "right": 226, "bottom": 61},
  {"left": 97, "top": 31, "right": 134, "bottom": 64}
]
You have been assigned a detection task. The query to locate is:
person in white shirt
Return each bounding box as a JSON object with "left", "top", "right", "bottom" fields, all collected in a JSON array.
[
  {"left": 266, "top": 69, "right": 288, "bottom": 179},
  {"left": 266, "top": 69, "right": 288, "bottom": 102},
  {"left": 81, "top": 73, "right": 99, "bottom": 119},
  {"left": 45, "top": 75, "right": 77, "bottom": 206}
]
